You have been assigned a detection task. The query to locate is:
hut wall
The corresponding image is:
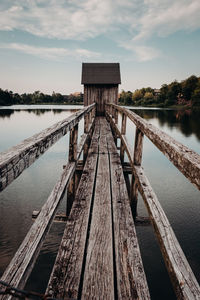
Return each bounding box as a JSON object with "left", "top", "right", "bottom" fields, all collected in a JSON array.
[{"left": 84, "top": 85, "right": 118, "bottom": 115}]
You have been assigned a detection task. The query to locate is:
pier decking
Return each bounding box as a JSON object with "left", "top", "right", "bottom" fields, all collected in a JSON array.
[
  {"left": 46, "top": 117, "right": 150, "bottom": 299},
  {"left": 0, "top": 102, "right": 200, "bottom": 299}
]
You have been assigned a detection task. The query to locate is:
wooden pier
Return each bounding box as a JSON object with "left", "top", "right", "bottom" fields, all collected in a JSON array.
[{"left": 0, "top": 63, "right": 200, "bottom": 299}]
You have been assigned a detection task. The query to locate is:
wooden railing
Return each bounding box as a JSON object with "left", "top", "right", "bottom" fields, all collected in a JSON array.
[
  {"left": 105, "top": 103, "right": 200, "bottom": 300},
  {"left": 0, "top": 103, "right": 96, "bottom": 294}
]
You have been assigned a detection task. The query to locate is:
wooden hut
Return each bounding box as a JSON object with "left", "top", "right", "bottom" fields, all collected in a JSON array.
[{"left": 81, "top": 63, "right": 121, "bottom": 115}]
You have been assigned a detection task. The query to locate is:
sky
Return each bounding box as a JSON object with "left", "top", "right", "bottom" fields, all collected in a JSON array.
[{"left": 0, "top": 0, "right": 200, "bottom": 94}]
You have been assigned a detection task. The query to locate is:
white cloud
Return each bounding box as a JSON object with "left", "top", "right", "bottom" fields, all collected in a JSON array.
[
  {"left": 0, "top": 0, "right": 115, "bottom": 40},
  {"left": 0, "top": 43, "right": 101, "bottom": 60},
  {"left": 120, "top": 42, "right": 161, "bottom": 61},
  {"left": 0, "top": 0, "right": 200, "bottom": 61},
  {"left": 134, "top": 0, "right": 200, "bottom": 40}
]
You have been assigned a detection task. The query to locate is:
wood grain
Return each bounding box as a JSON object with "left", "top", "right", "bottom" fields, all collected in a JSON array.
[
  {"left": 82, "top": 118, "right": 114, "bottom": 300},
  {"left": 46, "top": 119, "right": 100, "bottom": 299},
  {"left": 135, "top": 166, "right": 200, "bottom": 300},
  {"left": 106, "top": 104, "right": 200, "bottom": 191},
  {"left": 107, "top": 124, "right": 150, "bottom": 300},
  {"left": 84, "top": 85, "right": 118, "bottom": 115},
  {"left": 0, "top": 103, "right": 95, "bottom": 192},
  {"left": 0, "top": 118, "right": 94, "bottom": 297}
]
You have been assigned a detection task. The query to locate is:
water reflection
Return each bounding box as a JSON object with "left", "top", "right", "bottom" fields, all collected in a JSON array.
[
  {"left": 0, "top": 108, "right": 79, "bottom": 118},
  {"left": 0, "top": 109, "right": 14, "bottom": 118},
  {"left": 0, "top": 105, "right": 200, "bottom": 300},
  {"left": 131, "top": 108, "right": 200, "bottom": 141}
]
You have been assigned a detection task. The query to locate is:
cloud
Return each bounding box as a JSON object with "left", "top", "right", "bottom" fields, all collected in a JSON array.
[
  {"left": 0, "top": 0, "right": 115, "bottom": 40},
  {"left": 0, "top": 0, "right": 199, "bottom": 40},
  {"left": 134, "top": 0, "right": 200, "bottom": 40},
  {"left": 0, "top": 0, "right": 200, "bottom": 61},
  {"left": 0, "top": 43, "right": 101, "bottom": 60},
  {"left": 120, "top": 42, "right": 161, "bottom": 61}
]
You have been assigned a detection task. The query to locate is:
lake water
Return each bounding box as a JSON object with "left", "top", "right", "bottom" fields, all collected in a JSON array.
[{"left": 0, "top": 105, "right": 199, "bottom": 299}]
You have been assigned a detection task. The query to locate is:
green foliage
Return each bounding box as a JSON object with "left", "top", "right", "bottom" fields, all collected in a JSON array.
[
  {"left": 0, "top": 74, "right": 199, "bottom": 108},
  {"left": 119, "top": 75, "right": 200, "bottom": 107},
  {"left": 0, "top": 89, "right": 84, "bottom": 106},
  {"left": 0, "top": 89, "right": 14, "bottom": 106},
  {"left": 132, "top": 90, "right": 143, "bottom": 102},
  {"left": 119, "top": 90, "right": 133, "bottom": 105},
  {"left": 182, "top": 75, "right": 198, "bottom": 100}
]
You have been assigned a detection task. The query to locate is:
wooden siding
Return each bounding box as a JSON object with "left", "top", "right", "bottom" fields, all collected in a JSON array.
[{"left": 84, "top": 85, "right": 118, "bottom": 115}]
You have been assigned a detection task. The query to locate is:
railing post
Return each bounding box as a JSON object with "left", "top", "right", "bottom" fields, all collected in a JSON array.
[
  {"left": 83, "top": 113, "right": 89, "bottom": 162},
  {"left": 131, "top": 127, "right": 144, "bottom": 219},
  {"left": 67, "top": 123, "right": 78, "bottom": 215},
  {"left": 112, "top": 106, "right": 118, "bottom": 145},
  {"left": 120, "top": 113, "right": 127, "bottom": 163},
  {"left": 114, "top": 107, "right": 118, "bottom": 125},
  {"left": 111, "top": 105, "right": 115, "bottom": 119}
]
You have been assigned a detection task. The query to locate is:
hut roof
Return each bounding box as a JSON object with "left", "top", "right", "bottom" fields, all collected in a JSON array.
[{"left": 81, "top": 63, "right": 121, "bottom": 84}]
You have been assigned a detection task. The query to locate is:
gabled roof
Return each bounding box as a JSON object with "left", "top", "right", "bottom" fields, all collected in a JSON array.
[{"left": 81, "top": 63, "right": 121, "bottom": 84}]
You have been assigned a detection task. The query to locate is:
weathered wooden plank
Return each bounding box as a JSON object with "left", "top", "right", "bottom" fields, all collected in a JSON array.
[
  {"left": 120, "top": 113, "right": 127, "bottom": 163},
  {"left": 0, "top": 162, "right": 75, "bottom": 299},
  {"left": 67, "top": 124, "right": 79, "bottom": 214},
  {"left": 0, "top": 123, "right": 92, "bottom": 296},
  {"left": 134, "top": 166, "right": 200, "bottom": 300},
  {"left": 69, "top": 124, "right": 78, "bottom": 162},
  {"left": 131, "top": 127, "right": 144, "bottom": 217},
  {"left": 82, "top": 118, "right": 114, "bottom": 300},
  {"left": 107, "top": 126, "right": 150, "bottom": 300},
  {"left": 107, "top": 104, "right": 200, "bottom": 191},
  {"left": 0, "top": 103, "right": 95, "bottom": 192},
  {"left": 46, "top": 119, "right": 100, "bottom": 299},
  {"left": 106, "top": 109, "right": 200, "bottom": 297},
  {"left": 32, "top": 210, "right": 68, "bottom": 223},
  {"left": 106, "top": 112, "right": 133, "bottom": 161},
  {"left": 83, "top": 113, "right": 90, "bottom": 161},
  {"left": 84, "top": 85, "right": 118, "bottom": 115},
  {"left": 134, "top": 128, "right": 144, "bottom": 166}
]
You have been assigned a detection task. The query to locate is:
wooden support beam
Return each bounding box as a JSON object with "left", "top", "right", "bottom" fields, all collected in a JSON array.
[
  {"left": 122, "top": 162, "right": 132, "bottom": 174},
  {"left": 83, "top": 113, "right": 90, "bottom": 162},
  {"left": 120, "top": 113, "right": 127, "bottom": 163},
  {"left": 67, "top": 124, "right": 78, "bottom": 215},
  {"left": 69, "top": 124, "right": 78, "bottom": 162},
  {"left": 134, "top": 128, "right": 144, "bottom": 166},
  {"left": 0, "top": 103, "right": 95, "bottom": 192},
  {"left": 107, "top": 122, "right": 150, "bottom": 299},
  {"left": 131, "top": 127, "right": 144, "bottom": 218},
  {"left": 109, "top": 104, "right": 200, "bottom": 192},
  {"left": 135, "top": 216, "right": 151, "bottom": 226},
  {"left": 0, "top": 162, "right": 75, "bottom": 296},
  {"left": 134, "top": 166, "right": 200, "bottom": 300},
  {"left": 46, "top": 119, "right": 100, "bottom": 300},
  {"left": 106, "top": 108, "right": 200, "bottom": 298},
  {"left": 82, "top": 119, "right": 114, "bottom": 299},
  {"left": 0, "top": 115, "right": 94, "bottom": 295},
  {"left": 32, "top": 211, "right": 68, "bottom": 223}
]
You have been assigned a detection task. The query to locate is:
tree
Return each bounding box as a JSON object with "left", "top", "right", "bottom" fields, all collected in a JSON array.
[
  {"left": 144, "top": 92, "right": 153, "bottom": 100},
  {"left": 119, "top": 90, "right": 133, "bottom": 105},
  {"left": 132, "top": 89, "right": 143, "bottom": 102},
  {"left": 182, "top": 75, "right": 198, "bottom": 101},
  {"left": 166, "top": 81, "right": 181, "bottom": 105}
]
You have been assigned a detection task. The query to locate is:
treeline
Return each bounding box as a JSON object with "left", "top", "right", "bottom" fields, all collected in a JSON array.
[
  {"left": 119, "top": 75, "right": 200, "bottom": 107},
  {"left": 1, "top": 74, "right": 200, "bottom": 107},
  {"left": 0, "top": 90, "right": 83, "bottom": 106}
]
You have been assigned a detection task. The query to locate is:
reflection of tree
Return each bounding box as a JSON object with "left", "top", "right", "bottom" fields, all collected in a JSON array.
[
  {"left": 53, "top": 109, "right": 79, "bottom": 114},
  {"left": 0, "top": 108, "right": 81, "bottom": 119},
  {"left": 131, "top": 108, "right": 200, "bottom": 141},
  {"left": 0, "top": 109, "right": 14, "bottom": 119}
]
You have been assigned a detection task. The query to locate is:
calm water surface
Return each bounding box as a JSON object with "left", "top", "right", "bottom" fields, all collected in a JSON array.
[{"left": 0, "top": 105, "right": 200, "bottom": 299}]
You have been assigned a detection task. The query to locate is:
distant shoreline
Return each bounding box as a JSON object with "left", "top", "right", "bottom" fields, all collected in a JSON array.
[{"left": 1, "top": 102, "right": 199, "bottom": 110}]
